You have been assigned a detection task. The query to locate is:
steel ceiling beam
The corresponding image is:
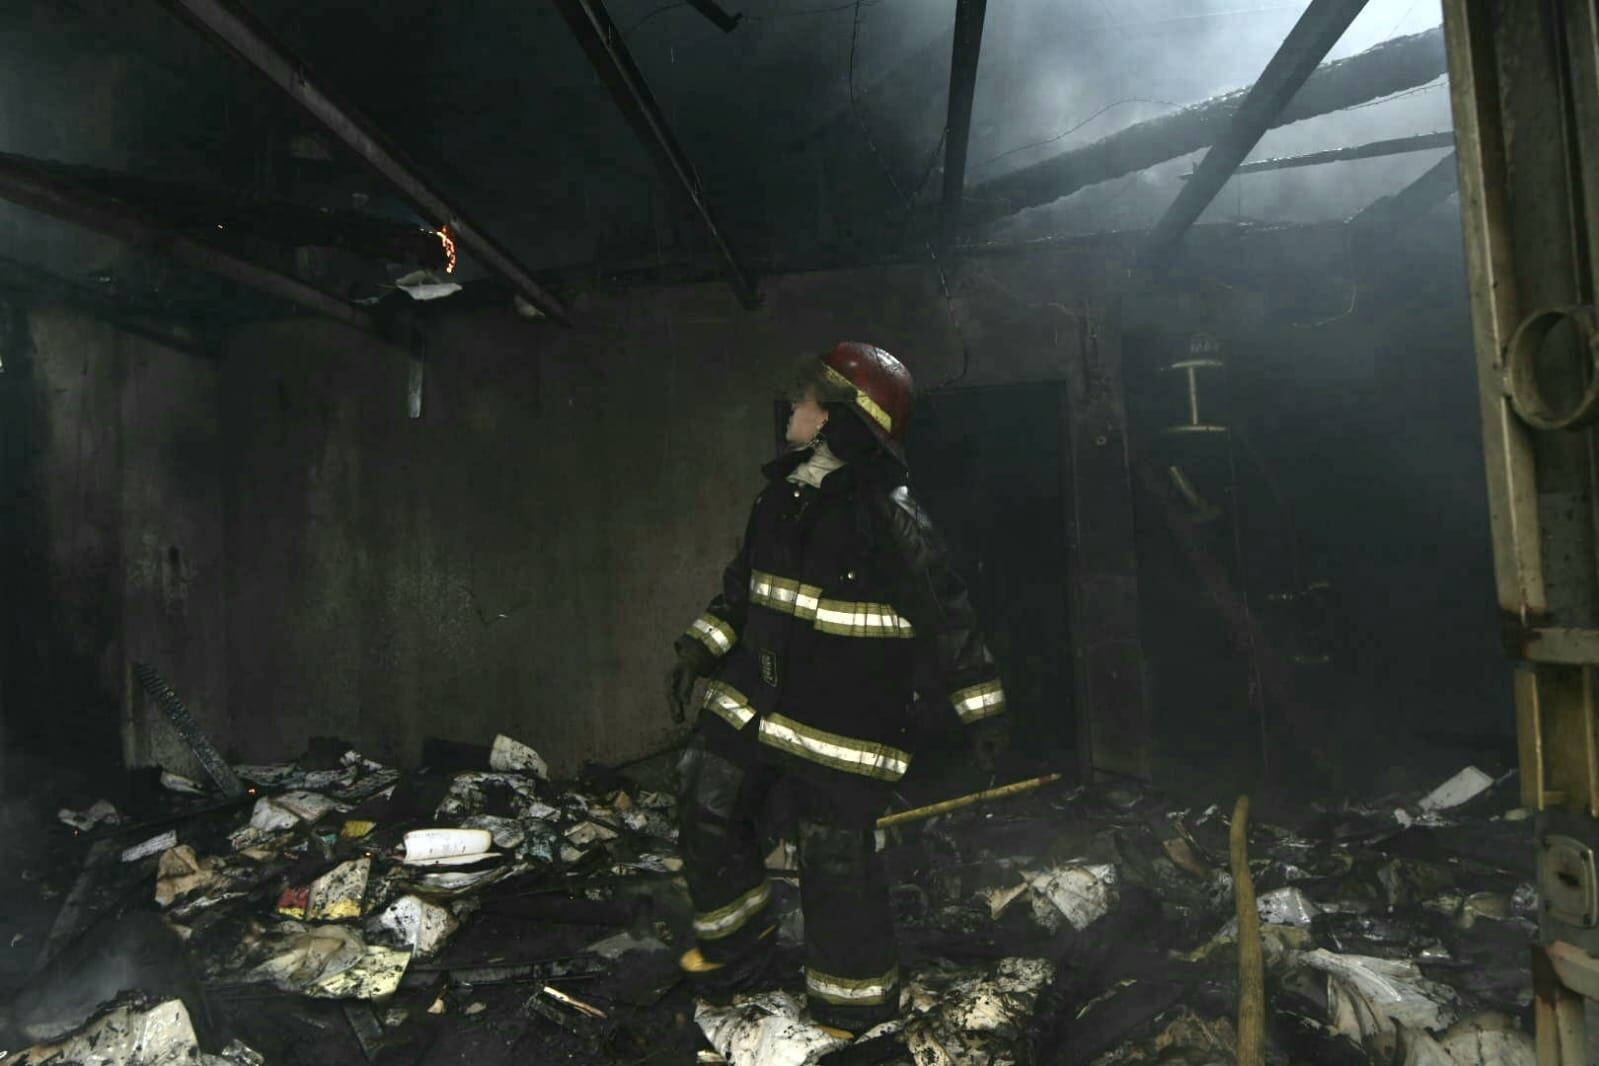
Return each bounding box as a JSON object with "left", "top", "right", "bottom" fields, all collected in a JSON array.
[
  {"left": 939, "top": 0, "right": 989, "bottom": 254},
  {"left": 1347, "top": 149, "right": 1459, "bottom": 233},
  {"left": 966, "top": 28, "right": 1444, "bottom": 227},
  {"left": 0, "top": 151, "right": 449, "bottom": 270},
  {"left": 1141, "top": 0, "right": 1372, "bottom": 267},
  {"left": 685, "top": 0, "right": 742, "bottom": 33},
  {"left": 0, "top": 252, "right": 208, "bottom": 356},
  {"left": 552, "top": 0, "right": 760, "bottom": 309},
  {"left": 158, "top": 0, "right": 569, "bottom": 324},
  {"left": 0, "top": 153, "right": 374, "bottom": 333},
  {"left": 1185, "top": 130, "right": 1456, "bottom": 178}
]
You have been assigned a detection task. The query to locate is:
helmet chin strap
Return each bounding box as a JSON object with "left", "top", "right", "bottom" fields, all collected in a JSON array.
[{"left": 797, "top": 415, "right": 830, "bottom": 452}]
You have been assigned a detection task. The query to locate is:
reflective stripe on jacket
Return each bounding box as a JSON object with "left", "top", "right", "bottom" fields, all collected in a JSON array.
[{"left": 677, "top": 450, "right": 1005, "bottom": 786}]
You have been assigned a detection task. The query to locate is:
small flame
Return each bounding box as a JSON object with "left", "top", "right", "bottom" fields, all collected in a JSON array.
[{"left": 436, "top": 227, "right": 457, "bottom": 274}]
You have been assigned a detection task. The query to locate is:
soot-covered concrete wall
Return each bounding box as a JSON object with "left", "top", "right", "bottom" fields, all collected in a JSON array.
[
  {"left": 219, "top": 261, "right": 1095, "bottom": 774},
  {"left": 2, "top": 307, "right": 226, "bottom": 790}
]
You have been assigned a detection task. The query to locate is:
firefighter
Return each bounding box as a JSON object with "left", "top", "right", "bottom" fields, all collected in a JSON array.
[{"left": 666, "top": 342, "right": 1009, "bottom": 1037}]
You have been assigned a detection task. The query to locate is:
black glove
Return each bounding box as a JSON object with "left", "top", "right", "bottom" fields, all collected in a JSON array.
[
  {"left": 666, "top": 641, "right": 716, "bottom": 723},
  {"left": 666, "top": 662, "right": 697, "bottom": 723},
  {"left": 969, "top": 716, "right": 1011, "bottom": 775}
]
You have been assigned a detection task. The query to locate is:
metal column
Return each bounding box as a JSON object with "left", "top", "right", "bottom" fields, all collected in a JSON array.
[
  {"left": 1443, "top": 2, "right": 1599, "bottom": 1061},
  {"left": 939, "top": 0, "right": 988, "bottom": 254}
]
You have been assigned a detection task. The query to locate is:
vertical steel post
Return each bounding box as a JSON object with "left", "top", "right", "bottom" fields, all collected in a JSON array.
[
  {"left": 1443, "top": 1, "right": 1599, "bottom": 1061},
  {"left": 939, "top": 0, "right": 989, "bottom": 255}
]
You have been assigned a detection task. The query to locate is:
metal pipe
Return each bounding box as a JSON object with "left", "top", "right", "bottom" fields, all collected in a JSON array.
[
  {"left": 552, "top": 0, "right": 759, "bottom": 309},
  {"left": 1142, "top": 0, "right": 1371, "bottom": 266},
  {"left": 875, "top": 773, "right": 1062, "bottom": 828},
  {"left": 1230, "top": 795, "right": 1266, "bottom": 1066},
  {"left": 0, "top": 153, "right": 374, "bottom": 332},
  {"left": 158, "top": 0, "right": 569, "bottom": 324},
  {"left": 939, "top": 0, "right": 989, "bottom": 254}
]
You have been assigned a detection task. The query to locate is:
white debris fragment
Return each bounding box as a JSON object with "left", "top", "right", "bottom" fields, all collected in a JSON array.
[
  {"left": 587, "top": 930, "right": 668, "bottom": 959},
  {"left": 489, "top": 734, "right": 549, "bottom": 778},
  {"left": 159, "top": 770, "right": 207, "bottom": 795},
  {"left": 122, "top": 830, "right": 179, "bottom": 863},
  {"left": 403, "top": 828, "right": 494, "bottom": 864},
  {"left": 376, "top": 895, "right": 459, "bottom": 957},
  {"left": 248, "top": 796, "right": 298, "bottom": 832},
  {"left": 233, "top": 763, "right": 304, "bottom": 788},
  {"left": 411, "top": 864, "right": 516, "bottom": 896},
  {"left": 1416, "top": 1012, "right": 1535, "bottom": 1066},
  {"left": 695, "top": 991, "right": 849, "bottom": 1066},
  {"left": 897, "top": 958, "right": 1056, "bottom": 1065},
  {"left": 251, "top": 923, "right": 366, "bottom": 990},
  {"left": 1419, "top": 766, "right": 1495, "bottom": 813},
  {"left": 154, "top": 845, "right": 223, "bottom": 907},
  {"left": 1026, "top": 863, "right": 1118, "bottom": 931},
  {"left": 274, "top": 790, "right": 340, "bottom": 823},
  {"left": 566, "top": 821, "right": 620, "bottom": 846},
  {"left": 212, "top": 1037, "right": 267, "bottom": 1065},
  {"left": 9, "top": 997, "right": 201, "bottom": 1065},
  {"left": 1301, "top": 948, "right": 1460, "bottom": 1037},
  {"left": 977, "top": 881, "right": 1030, "bottom": 920},
  {"left": 435, "top": 772, "right": 548, "bottom": 820},
  {"left": 247, "top": 790, "right": 339, "bottom": 830},
  {"left": 459, "top": 814, "right": 526, "bottom": 850},
  {"left": 57, "top": 799, "right": 121, "bottom": 832},
  {"left": 310, "top": 944, "right": 411, "bottom": 1000},
  {"left": 306, "top": 857, "right": 371, "bottom": 921},
  {"left": 395, "top": 270, "right": 463, "bottom": 302},
  {"left": 1258, "top": 886, "right": 1319, "bottom": 926}
]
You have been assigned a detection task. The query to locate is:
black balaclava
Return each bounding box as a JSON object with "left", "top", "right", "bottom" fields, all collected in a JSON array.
[{"left": 819, "top": 405, "right": 881, "bottom": 463}]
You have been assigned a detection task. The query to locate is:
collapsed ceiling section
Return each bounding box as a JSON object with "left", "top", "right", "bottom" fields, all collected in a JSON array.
[{"left": 0, "top": 0, "right": 1454, "bottom": 335}]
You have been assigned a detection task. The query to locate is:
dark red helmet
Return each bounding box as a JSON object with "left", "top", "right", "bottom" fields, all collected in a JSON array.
[{"left": 808, "top": 342, "right": 914, "bottom": 462}]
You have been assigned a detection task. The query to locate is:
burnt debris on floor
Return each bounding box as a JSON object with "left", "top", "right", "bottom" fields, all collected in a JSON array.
[{"left": 0, "top": 736, "right": 1536, "bottom": 1065}]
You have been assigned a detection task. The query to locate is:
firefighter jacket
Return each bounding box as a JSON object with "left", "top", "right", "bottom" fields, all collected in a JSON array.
[{"left": 677, "top": 448, "right": 1006, "bottom": 809}]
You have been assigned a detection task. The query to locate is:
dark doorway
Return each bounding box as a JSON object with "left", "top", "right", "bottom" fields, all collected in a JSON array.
[{"left": 908, "top": 384, "right": 1075, "bottom": 770}]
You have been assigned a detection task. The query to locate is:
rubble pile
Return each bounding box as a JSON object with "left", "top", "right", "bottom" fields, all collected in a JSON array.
[
  {"left": 1, "top": 741, "right": 1539, "bottom": 1065},
  {"left": 887, "top": 766, "right": 1536, "bottom": 1065}
]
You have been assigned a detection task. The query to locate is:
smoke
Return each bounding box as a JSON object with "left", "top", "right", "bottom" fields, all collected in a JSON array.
[
  {"left": 666, "top": 0, "right": 1452, "bottom": 243},
  {"left": 964, "top": 0, "right": 1451, "bottom": 239}
]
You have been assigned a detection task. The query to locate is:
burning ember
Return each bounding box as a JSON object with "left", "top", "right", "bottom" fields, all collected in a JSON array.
[{"left": 436, "top": 226, "right": 457, "bottom": 274}]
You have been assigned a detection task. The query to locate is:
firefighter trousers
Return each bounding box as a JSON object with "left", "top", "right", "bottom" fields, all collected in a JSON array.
[{"left": 677, "top": 734, "right": 899, "bottom": 1032}]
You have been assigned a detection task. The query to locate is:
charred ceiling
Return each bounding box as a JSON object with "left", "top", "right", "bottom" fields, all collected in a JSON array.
[{"left": 0, "top": 0, "right": 1455, "bottom": 330}]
